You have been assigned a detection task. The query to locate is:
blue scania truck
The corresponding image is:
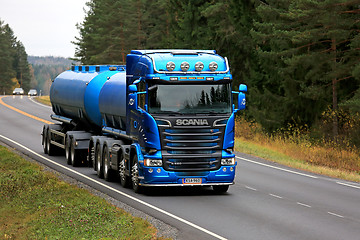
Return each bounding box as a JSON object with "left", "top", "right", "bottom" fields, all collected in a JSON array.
[{"left": 42, "top": 49, "right": 247, "bottom": 193}]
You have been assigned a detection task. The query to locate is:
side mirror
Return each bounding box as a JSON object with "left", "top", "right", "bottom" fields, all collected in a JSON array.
[
  {"left": 239, "top": 84, "right": 247, "bottom": 92},
  {"left": 238, "top": 92, "right": 246, "bottom": 110},
  {"left": 128, "top": 84, "right": 137, "bottom": 93},
  {"left": 232, "top": 84, "right": 247, "bottom": 112}
]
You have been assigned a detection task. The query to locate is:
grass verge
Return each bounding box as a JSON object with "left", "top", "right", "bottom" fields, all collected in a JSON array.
[
  {"left": 235, "top": 118, "right": 360, "bottom": 183},
  {"left": 0, "top": 145, "right": 164, "bottom": 239},
  {"left": 235, "top": 139, "right": 360, "bottom": 182},
  {"left": 34, "top": 96, "right": 51, "bottom": 106}
]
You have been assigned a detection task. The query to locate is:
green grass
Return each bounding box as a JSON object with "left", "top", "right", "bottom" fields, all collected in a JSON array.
[
  {"left": 0, "top": 145, "right": 163, "bottom": 239},
  {"left": 34, "top": 96, "right": 51, "bottom": 106}
]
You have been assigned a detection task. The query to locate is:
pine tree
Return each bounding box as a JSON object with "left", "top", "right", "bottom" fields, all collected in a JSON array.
[
  {"left": 252, "top": 0, "right": 360, "bottom": 132},
  {"left": 0, "top": 20, "right": 21, "bottom": 94},
  {"left": 0, "top": 20, "right": 16, "bottom": 94},
  {"left": 13, "top": 41, "right": 32, "bottom": 91}
]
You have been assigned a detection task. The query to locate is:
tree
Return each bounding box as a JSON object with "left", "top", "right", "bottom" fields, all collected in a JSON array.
[
  {"left": 13, "top": 41, "right": 32, "bottom": 91},
  {"left": 0, "top": 20, "right": 16, "bottom": 94},
  {"left": 251, "top": 0, "right": 360, "bottom": 133}
]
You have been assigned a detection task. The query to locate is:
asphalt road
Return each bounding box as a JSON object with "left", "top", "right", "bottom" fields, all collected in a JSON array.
[{"left": 1, "top": 95, "right": 360, "bottom": 240}]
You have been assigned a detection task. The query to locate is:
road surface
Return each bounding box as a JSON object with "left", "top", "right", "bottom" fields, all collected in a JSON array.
[{"left": 1, "top": 95, "right": 360, "bottom": 240}]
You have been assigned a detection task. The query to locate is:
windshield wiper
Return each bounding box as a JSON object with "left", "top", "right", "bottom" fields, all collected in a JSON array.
[{"left": 152, "top": 111, "right": 183, "bottom": 115}]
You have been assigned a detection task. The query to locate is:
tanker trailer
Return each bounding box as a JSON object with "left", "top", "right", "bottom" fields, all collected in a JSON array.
[{"left": 42, "top": 49, "right": 247, "bottom": 194}]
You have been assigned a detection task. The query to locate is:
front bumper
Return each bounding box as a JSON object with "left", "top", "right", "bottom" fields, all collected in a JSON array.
[{"left": 138, "top": 163, "right": 237, "bottom": 187}]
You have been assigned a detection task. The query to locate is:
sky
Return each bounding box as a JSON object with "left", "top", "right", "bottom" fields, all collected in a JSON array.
[{"left": 0, "top": 0, "right": 88, "bottom": 58}]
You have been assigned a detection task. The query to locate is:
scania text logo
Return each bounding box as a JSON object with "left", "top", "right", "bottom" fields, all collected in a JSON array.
[{"left": 176, "top": 119, "right": 209, "bottom": 126}]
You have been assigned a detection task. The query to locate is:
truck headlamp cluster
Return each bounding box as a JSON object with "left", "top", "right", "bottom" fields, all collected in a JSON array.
[
  {"left": 221, "top": 158, "right": 235, "bottom": 165},
  {"left": 209, "top": 62, "right": 218, "bottom": 71},
  {"left": 144, "top": 159, "right": 162, "bottom": 167},
  {"left": 195, "top": 62, "right": 204, "bottom": 72},
  {"left": 180, "top": 62, "right": 190, "bottom": 72},
  {"left": 166, "top": 61, "right": 176, "bottom": 71}
]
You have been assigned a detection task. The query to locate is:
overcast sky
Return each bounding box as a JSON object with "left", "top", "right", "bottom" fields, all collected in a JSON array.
[{"left": 0, "top": 0, "right": 88, "bottom": 58}]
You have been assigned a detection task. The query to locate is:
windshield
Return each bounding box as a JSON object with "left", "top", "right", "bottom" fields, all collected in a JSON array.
[{"left": 148, "top": 84, "right": 231, "bottom": 114}]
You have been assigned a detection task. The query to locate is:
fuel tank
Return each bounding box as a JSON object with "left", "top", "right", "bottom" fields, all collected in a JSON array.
[{"left": 50, "top": 65, "right": 126, "bottom": 129}]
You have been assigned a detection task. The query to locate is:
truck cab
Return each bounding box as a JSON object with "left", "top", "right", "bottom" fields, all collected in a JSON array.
[{"left": 124, "top": 50, "right": 247, "bottom": 192}]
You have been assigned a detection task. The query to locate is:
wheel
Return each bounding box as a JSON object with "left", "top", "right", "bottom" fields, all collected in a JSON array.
[
  {"left": 212, "top": 185, "right": 229, "bottom": 193},
  {"left": 65, "top": 137, "right": 71, "bottom": 165},
  {"left": 119, "top": 152, "right": 130, "bottom": 188},
  {"left": 89, "top": 143, "right": 95, "bottom": 169},
  {"left": 70, "top": 139, "right": 80, "bottom": 167},
  {"left": 96, "top": 144, "right": 103, "bottom": 178},
  {"left": 46, "top": 129, "right": 56, "bottom": 156},
  {"left": 131, "top": 155, "right": 142, "bottom": 193},
  {"left": 42, "top": 127, "right": 48, "bottom": 154},
  {"left": 103, "top": 146, "right": 115, "bottom": 181}
]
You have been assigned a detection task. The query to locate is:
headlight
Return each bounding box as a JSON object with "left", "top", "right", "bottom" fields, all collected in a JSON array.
[
  {"left": 221, "top": 158, "right": 235, "bottom": 165},
  {"left": 180, "top": 62, "right": 190, "bottom": 72},
  {"left": 195, "top": 62, "right": 204, "bottom": 71},
  {"left": 209, "top": 62, "right": 218, "bottom": 71},
  {"left": 144, "top": 159, "right": 162, "bottom": 167},
  {"left": 166, "top": 61, "right": 176, "bottom": 71}
]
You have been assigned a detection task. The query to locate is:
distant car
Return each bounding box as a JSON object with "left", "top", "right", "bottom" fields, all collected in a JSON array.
[
  {"left": 13, "top": 88, "right": 24, "bottom": 95},
  {"left": 28, "top": 89, "right": 38, "bottom": 96}
]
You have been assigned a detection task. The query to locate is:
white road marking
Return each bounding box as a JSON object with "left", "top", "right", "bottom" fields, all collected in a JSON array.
[
  {"left": 297, "top": 202, "right": 311, "bottom": 208},
  {"left": 269, "top": 194, "right": 283, "bottom": 199},
  {"left": 236, "top": 156, "right": 318, "bottom": 179},
  {"left": 28, "top": 97, "right": 52, "bottom": 109},
  {"left": 336, "top": 181, "right": 360, "bottom": 190},
  {"left": 327, "top": 212, "right": 344, "bottom": 218},
  {"left": 0, "top": 134, "right": 227, "bottom": 240},
  {"left": 245, "top": 186, "right": 257, "bottom": 191}
]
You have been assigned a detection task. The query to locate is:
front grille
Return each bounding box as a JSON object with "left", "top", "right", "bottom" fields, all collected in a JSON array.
[{"left": 159, "top": 124, "right": 225, "bottom": 171}]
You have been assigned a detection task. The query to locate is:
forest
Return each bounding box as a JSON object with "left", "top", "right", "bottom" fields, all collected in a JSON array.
[
  {"left": 1, "top": 1, "right": 359, "bottom": 147},
  {"left": 0, "top": 20, "right": 72, "bottom": 95},
  {"left": 0, "top": 20, "right": 32, "bottom": 95},
  {"left": 74, "top": 0, "right": 360, "bottom": 146},
  {"left": 28, "top": 56, "right": 74, "bottom": 95}
]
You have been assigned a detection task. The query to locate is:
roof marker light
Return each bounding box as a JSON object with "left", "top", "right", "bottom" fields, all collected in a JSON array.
[
  {"left": 195, "top": 62, "right": 204, "bottom": 72},
  {"left": 180, "top": 62, "right": 190, "bottom": 72},
  {"left": 166, "top": 62, "right": 176, "bottom": 71},
  {"left": 209, "top": 62, "right": 218, "bottom": 71}
]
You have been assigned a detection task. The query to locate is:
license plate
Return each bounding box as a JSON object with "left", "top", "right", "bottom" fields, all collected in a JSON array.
[{"left": 183, "top": 178, "right": 202, "bottom": 184}]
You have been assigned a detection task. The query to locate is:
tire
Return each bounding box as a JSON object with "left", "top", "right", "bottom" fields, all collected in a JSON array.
[
  {"left": 212, "top": 185, "right": 229, "bottom": 193},
  {"left": 89, "top": 143, "right": 95, "bottom": 169},
  {"left": 70, "top": 139, "right": 80, "bottom": 167},
  {"left": 46, "top": 129, "right": 56, "bottom": 156},
  {"left": 103, "top": 146, "right": 115, "bottom": 181},
  {"left": 119, "top": 152, "right": 130, "bottom": 188},
  {"left": 65, "top": 137, "right": 71, "bottom": 165},
  {"left": 42, "top": 127, "right": 48, "bottom": 154},
  {"left": 131, "top": 155, "right": 142, "bottom": 193},
  {"left": 96, "top": 144, "right": 103, "bottom": 178}
]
